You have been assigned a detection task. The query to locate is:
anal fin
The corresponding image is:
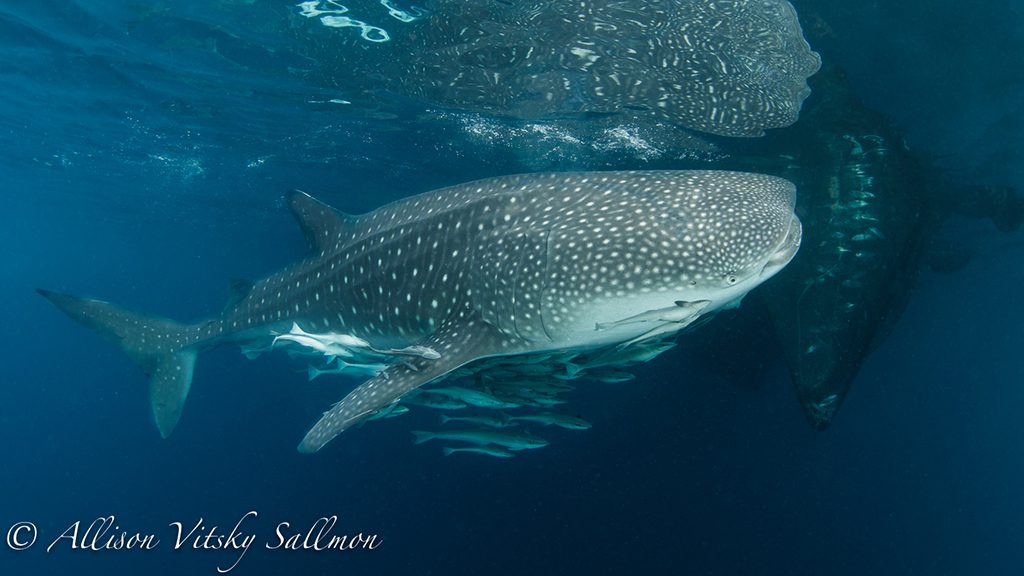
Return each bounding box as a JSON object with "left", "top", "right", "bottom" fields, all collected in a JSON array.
[{"left": 298, "top": 315, "right": 518, "bottom": 453}]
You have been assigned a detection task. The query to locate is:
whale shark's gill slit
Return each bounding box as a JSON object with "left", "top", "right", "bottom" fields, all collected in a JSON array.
[
  {"left": 510, "top": 227, "right": 553, "bottom": 343},
  {"left": 509, "top": 231, "right": 526, "bottom": 339},
  {"left": 537, "top": 228, "right": 554, "bottom": 342}
]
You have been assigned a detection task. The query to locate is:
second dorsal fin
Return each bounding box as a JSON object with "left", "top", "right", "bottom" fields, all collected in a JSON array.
[
  {"left": 287, "top": 189, "right": 358, "bottom": 253},
  {"left": 223, "top": 278, "right": 255, "bottom": 314}
]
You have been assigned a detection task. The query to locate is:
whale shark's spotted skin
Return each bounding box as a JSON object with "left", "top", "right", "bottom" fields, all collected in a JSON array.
[
  {"left": 310, "top": 0, "right": 821, "bottom": 137},
  {"left": 39, "top": 170, "right": 801, "bottom": 452}
]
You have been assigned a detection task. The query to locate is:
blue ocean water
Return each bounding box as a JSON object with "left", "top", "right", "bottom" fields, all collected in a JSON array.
[{"left": 2, "top": 1, "right": 1022, "bottom": 575}]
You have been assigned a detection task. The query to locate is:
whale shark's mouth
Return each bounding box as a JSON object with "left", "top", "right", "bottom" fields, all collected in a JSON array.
[{"left": 762, "top": 214, "right": 803, "bottom": 276}]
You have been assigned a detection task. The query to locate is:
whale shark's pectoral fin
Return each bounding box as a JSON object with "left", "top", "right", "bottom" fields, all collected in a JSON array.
[{"left": 298, "top": 316, "right": 514, "bottom": 453}]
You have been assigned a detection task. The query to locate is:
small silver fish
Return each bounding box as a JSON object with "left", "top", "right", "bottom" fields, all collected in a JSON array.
[
  {"left": 412, "top": 429, "right": 548, "bottom": 450},
  {"left": 368, "top": 404, "right": 409, "bottom": 420},
  {"left": 584, "top": 369, "right": 636, "bottom": 383},
  {"left": 426, "top": 386, "right": 522, "bottom": 409},
  {"left": 404, "top": 394, "right": 469, "bottom": 410},
  {"left": 509, "top": 395, "right": 567, "bottom": 407},
  {"left": 439, "top": 413, "right": 517, "bottom": 428},
  {"left": 308, "top": 360, "right": 387, "bottom": 380},
  {"left": 507, "top": 413, "right": 592, "bottom": 430},
  {"left": 239, "top": 341, "right": 274, "bottom": 360},
  {"left": 442, "top": 445, "right": 515, "bottom": 458}
]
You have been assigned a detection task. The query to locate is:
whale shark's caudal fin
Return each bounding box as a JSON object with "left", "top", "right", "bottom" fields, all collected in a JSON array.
[{"left": 36, "top": 289, "right": 210, "bottom": 438}]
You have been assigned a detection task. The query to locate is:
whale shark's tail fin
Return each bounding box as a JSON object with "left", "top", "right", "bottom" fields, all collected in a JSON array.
[{"left": 36, "top": 289, "right": 210, "bottom": 438}]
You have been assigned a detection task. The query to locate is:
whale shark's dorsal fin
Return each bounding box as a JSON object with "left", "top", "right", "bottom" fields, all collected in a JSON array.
[
  {"left": 298, "top": 314, "right": 521, "bottom": 453},
  {"left": 287, "top": 189, "right": 359, "bottom": 253}
]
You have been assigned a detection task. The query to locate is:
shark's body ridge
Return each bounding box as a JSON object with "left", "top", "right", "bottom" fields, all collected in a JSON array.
[{"left": 40, "top": 170, "right": 800, "bottom": 452}]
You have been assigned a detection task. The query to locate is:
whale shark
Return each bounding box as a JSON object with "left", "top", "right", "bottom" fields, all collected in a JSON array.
[
  {"left": 299, "top": 0, "right": 820, "bottom": 137},
  {"left": 39, "top": 170, "right": 801, "bottom": 452}
]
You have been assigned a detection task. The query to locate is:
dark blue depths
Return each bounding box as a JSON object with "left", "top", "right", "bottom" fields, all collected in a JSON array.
[{"left": 1, "top": 1, "right": 1022, "bottom": 575}]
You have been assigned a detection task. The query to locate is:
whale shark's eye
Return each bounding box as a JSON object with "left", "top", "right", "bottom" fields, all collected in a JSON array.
[{"left": 727, "top": 275, "right": 738, "bottom": 285}]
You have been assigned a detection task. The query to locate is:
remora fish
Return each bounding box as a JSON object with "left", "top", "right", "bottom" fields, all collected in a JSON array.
[
  {"left": 307, "top": 360, "right": 387, "bottom": 381},
  {"left": 275, "top": 322, "right": 440, "bottom": 360},
  {"left": 402, "top": 394, "right": 468, "bottom": 410},
  {"left": 442, "top": 445, "right": 515, "bottom": 458},
  {"left": 38, "top": 170, "right": 800, "bottom": 452},
  {"left": 424, "top": 386, "right": 522, "bottom": 409},
  {"left": 507, "top": 413, "right": 592, "bottom": 430},
  {"left": 439, "top": 413, "right": 517, "bottom": 428},
  {"left": 411, "top": 429, "right": 549, "bottom": 451},
  {"left": 366, "top": 403, "right": 409, "bottom": 420}
]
